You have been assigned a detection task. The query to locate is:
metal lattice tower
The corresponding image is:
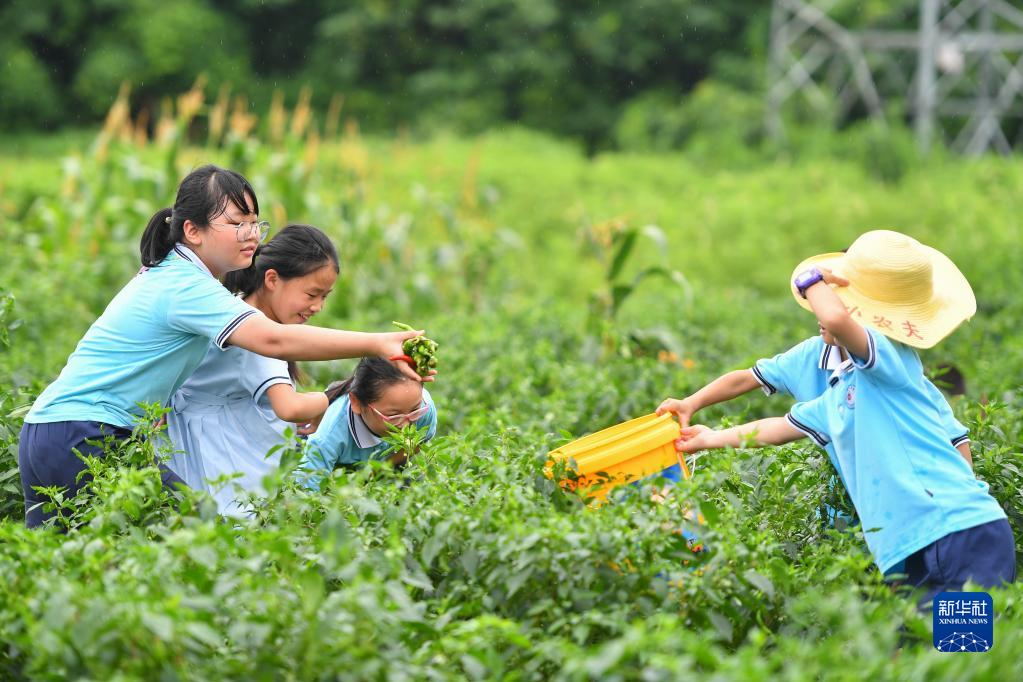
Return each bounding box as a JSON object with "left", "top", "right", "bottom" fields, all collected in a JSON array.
[{"left": 767, "top": 0, "right": 1023, "bottom": 154}]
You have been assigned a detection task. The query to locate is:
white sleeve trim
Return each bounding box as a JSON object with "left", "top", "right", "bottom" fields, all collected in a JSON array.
[
  {"left": 750, "top": 365, "right": 778, "bottom": 396},
  {"left": 849, "top": 329, "right": 877, "bottom": 371},
  {"left": 214, "top": 309, "right": 259, "bottom": 349},
  {"left": 786, "top": 413, "right": 830, "bottom": 448},
  {"left": 252, "top": 375, "right": 294, "bottom": 403}
]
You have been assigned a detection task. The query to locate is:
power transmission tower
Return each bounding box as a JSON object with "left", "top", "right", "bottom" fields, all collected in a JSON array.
[{"left": 767, "top": 0, "right": 1023, "bottom": 155}]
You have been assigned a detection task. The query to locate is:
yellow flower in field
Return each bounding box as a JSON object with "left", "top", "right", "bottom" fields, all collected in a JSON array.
[
  {"left": 208, "top": 84, "right": 230, "bottom": 146},
  {"left": 272, "top": 203, "right": 288, "bottom": 230},
  {"left": 683, "top": 358, "right": 696, "bottom": 369},
  {"left": 290, "top": 87, "right": 313, "bottom": 139},
  {"left": 229, "top": 95, "right": 257, "bottom": 139},
  {"left": 176, "top": 76, "right": 206, "bottom": 123},
  {"left": 325, "top": 93, "right": 344, "bottom": 139},
  {"left": 304, "top": 130, "right": 320, "bottom": 170},
  {"left": 269, "top": 90, "right": 286, "bottom": 145}
]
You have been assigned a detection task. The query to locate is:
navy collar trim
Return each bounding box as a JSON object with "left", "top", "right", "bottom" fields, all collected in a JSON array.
[{"left": 173, "top": 243, "right": 214, "bottom": 277}]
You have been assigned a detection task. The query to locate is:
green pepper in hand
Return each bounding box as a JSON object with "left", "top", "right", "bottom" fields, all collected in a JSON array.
[{"left": 391, "top": 321, "right": 438, "bottom": 376}]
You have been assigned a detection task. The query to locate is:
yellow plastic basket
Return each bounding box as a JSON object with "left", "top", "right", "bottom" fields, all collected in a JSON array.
[{"left": 546, "top": 413, "right": 689, "bottom": 501}]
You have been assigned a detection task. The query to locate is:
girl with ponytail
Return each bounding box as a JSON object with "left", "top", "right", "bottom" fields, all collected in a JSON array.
[
  {"left": 300, "top": 356, "right": 438, "bottom": 489},
  {"left": 168, "top": 224, "right": 344, "bottom": 515},
  {"left": 19, "top": 166, "right": 430, "bottom": 528}
]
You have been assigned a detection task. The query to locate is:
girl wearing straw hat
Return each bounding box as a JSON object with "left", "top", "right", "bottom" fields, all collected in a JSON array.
[{"left": 676, "top": 230, "right": 1014, "bottom": 604}]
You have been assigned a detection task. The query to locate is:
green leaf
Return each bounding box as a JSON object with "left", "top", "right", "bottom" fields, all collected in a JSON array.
[
  {"left": 743, "top": 569, "right": 775, "bottom": 599},
  {"left": 141, "top": 612, "right": 175, "bottom": 641},
  {"left": 422, "top": 531, "right": 447, "bottom": 567},
  {"left": 609, "top": 283, "right": 635, "bottom": 317},
  {"left": 185, "top": 622, "right": 223, "bottom": 650},
  {"left": 708, "top": 610, "right": 734, "bottom": 642},
  {"left": 188, "top": 545, "right": 219, "bottom": 571},
  {"left": 607, "top": 227, "right": 639, "bottom": 282},
  {"left": 699, "top": 500, "right": 721, "bottom": 525}
]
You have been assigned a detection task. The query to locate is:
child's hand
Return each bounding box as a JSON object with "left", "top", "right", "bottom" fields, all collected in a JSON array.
[
  {"left": 675, "top": 424, "right": 712, "bottom": 454},
  {"left": 657, "top": 397, "right": 697, "bottom": 427},
  {"left": 820, "top": 267, "right": 849, "bottom": 287},
  {"left": 296, "top": 414, "right": 322, "bottom": 436},
  {"left": 378, "top": 330, "right": 435, "bottom": 382}
]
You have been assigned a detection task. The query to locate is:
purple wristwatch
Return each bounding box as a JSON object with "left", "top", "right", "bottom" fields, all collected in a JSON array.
[{"left": 794, "top": 267, "right": 825, "bottom": 299}]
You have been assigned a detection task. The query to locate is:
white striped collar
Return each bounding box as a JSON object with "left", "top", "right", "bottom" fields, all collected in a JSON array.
[
  {"left": 172, "top": 243, "right": 214, "bottom": 278},
  {"left": 818, "top": 344, "right": 845, "bottom": 371},
  {"left": 820, "top": 344, "right": 854, "bottom": 386},
  {"left": 828, "top": 359, "right": 855, "bottom": 387}
]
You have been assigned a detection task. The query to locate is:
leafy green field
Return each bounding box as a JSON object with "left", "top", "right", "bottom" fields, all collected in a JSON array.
[{"left": 1, "top": 116, "right": 1022, "bottom": 679}]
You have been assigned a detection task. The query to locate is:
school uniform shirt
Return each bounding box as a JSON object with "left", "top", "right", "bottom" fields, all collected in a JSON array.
[
  {"left": 167, "top": 344, "right": 294, "bottom": 516},
  {"left": 301, "top": 388, "right": 437, "bottom": 488},
  {"left": 752, "top": 336, "right": 970, "bottom": 482},
  {"left": 26, "top": 244, "right": 260, "bottom": 428},
  {"left": 785, "top": 328, "right": 1006, "bottom": 573}
]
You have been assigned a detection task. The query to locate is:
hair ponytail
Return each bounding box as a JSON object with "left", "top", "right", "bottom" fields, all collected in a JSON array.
[
  {"left": 139, "top": 164, "right": 259, "bottom": 267},
  {"left": 140, "top": 208, "right": 176, "bottom": 267},
  {"left": 324, "top": 377, "right": 355, "bottom": 404},
  {"left": 324, "top": 357, "right": 408, "bottom": 405}
]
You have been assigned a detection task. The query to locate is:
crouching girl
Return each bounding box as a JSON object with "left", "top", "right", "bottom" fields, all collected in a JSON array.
[{"left": 300, "top": 357, "right": 437, "bottom": 488}]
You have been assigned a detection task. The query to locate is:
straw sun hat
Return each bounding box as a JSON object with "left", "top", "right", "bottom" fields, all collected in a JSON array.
[{"left": 790, "top": 230, "right": 976, "bottom": 349}]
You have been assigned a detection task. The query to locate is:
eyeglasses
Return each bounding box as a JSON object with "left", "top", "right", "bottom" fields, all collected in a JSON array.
[
  {"left": 368, "top": 401, "right": 429, "bottom": 426},
  {"left": 210, "top": 220, "right": 271, "bottom": 243}
]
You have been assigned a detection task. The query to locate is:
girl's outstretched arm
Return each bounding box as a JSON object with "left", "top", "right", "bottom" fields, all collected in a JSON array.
[
  {"left": 801, "top": 269, "right": 870, "bottom": 360},
  {"left": 227, "top": 314, "right": 428, "bottom": 382},
  {"left": 657, "top": 369, "right": 761, "bottom": 426},
  {"left": 675, "top": 417, "right": 805, "bottom": 454}
]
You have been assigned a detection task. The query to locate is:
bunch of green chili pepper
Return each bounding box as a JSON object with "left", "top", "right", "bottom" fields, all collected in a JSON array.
[{"left": 390, "top": 321, "right": 438, "bottom": 376}]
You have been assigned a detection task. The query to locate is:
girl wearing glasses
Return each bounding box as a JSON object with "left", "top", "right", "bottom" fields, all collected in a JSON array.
[
  {"left": 18, "top": 165, "right": 427, "bottom": 527},
  {"left": 166, "top": 224, "right": 344, "bottom": 516},
  {"left": 300, "top": 357, "right": 438, "bottom": 488}
]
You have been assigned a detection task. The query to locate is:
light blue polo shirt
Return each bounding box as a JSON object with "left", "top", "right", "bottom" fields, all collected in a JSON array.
[
  {"left": 301, "top": 388, "right": 437, "bottom": 488},
  {"left": 27, "top": 245, "right": 260, "bottom": 429},
  {"left": 754, "top": 336, "right": 971, "bottom": 480},
  {"left": 786, "top": 328, "right": 1006, "bottom": 572}
]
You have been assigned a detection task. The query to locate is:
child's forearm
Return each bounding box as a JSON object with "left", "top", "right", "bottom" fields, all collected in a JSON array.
[
  {"left": 233, "top": 317, "right": 382, "bottom": 360},
  {"left": 267, "top": 385, "right": 329, "bottom": 423},
  {"left": 802, "top": 277, "right": 870, "bottom": 360},
  {"left": 803, "top": 280, "right": 848, "bottom": 329},
  {"left": 703, "top": 417, "right": 805, "bottom": 449},
  {"left": 229, "top": 317, "right": 426, "bottom": 382},
  {"left": 690, "top": 370, "right": 761, "bottom": 411},
  {"left": 282, "top": 392, "right": 329, "bottom": 423},
  {"left": 662, "top": 370, "right": 762, "bottom": 424}
]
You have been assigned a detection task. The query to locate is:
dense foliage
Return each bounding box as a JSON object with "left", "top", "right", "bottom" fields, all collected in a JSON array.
[
  {"left": 1, "top": 95, "right": 1022, "bottom": 678},
  {"left": 2, "top": 0, "right": 923, "bottom": 146}
]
